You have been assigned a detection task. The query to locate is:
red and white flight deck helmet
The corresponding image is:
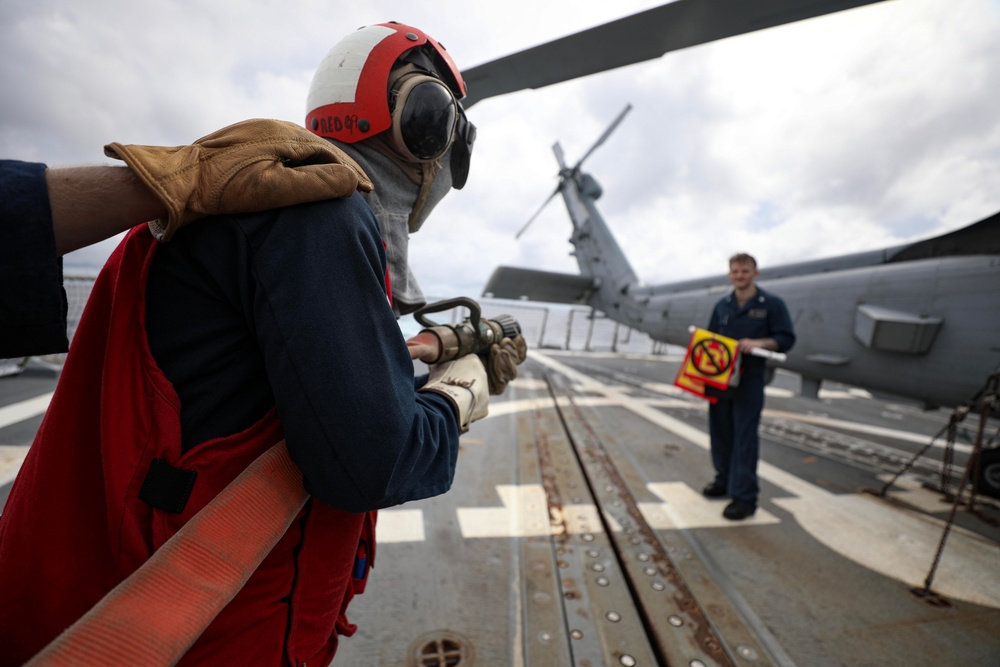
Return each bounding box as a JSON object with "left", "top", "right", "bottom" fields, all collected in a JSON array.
[{"left": 306, "top": 22, "right": 476, "bottom": 188}]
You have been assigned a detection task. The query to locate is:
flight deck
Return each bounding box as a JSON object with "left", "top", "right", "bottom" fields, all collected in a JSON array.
[{"left": 1, "top": 346, "right": 998, "bottom": 666}]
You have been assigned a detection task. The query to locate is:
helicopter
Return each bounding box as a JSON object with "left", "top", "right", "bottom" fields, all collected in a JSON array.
[
  {"left": 481, "top": 102, "right": 1000, "bottom": 411},
  {"left": 453, "top": 0, "right": 1000, "bottom": 411}
]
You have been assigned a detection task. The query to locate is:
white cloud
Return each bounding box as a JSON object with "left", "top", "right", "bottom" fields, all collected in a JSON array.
[{"left": 2, "top": 0, "right": 998, "bottom": 295}]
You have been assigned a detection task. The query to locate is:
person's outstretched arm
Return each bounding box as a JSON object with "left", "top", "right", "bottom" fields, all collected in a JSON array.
[{"left": 46, "top": 165, "right": 165, "bottom": 256}]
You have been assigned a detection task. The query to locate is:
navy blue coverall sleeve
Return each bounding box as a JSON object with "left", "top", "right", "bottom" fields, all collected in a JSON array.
[
  {"left": 0, "top": 160, "right": 68, "bottom": 357},
  {"left": 146, "top": 194, "right": 460, "bottom": 514},
  {"left": 251, "top": 197, "right": 460, "bottom": 513}
]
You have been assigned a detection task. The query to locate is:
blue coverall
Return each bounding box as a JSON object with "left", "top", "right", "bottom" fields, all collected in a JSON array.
[
  {"left": 707, "top": 286, "right": 795, "bottom": 508},
  {"left": 0, "top": 160, "right": 67, "bottom": 356},
  {"left": 0, "top": 158, "right": 460, "bottom": 509}
]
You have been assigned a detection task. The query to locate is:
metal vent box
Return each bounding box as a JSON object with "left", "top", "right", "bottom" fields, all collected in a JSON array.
[{"left": 853, "top": 304, "right": 942, "bottom": 354}]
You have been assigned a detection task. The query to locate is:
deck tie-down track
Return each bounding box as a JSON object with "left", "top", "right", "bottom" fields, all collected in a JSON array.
[{"left": 517, "top": 369, "right": 778, "bottom": 666}]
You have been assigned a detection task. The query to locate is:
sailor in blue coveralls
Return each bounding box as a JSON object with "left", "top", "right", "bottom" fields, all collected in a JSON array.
[{"left": 703, "top": 253, "right": 795, "bottom": 520}]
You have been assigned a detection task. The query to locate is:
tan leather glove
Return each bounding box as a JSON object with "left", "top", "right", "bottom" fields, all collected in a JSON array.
[
  {"left": 104, "top": 118, "right": 373, "bottom": 242},
  {"left": 484, "top": 335, "right": 528, "bottom": 395},
  {"left": 419, "top": 354, "right": 489, "bottom": 433}
]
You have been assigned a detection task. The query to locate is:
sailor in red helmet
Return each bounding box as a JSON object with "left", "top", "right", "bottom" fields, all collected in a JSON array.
[
  {"left": 306, "top": 21, "right": 477, "bottom": 315},
  {"left": 0, "top": 22, "right": 506, "bottom": 666}
]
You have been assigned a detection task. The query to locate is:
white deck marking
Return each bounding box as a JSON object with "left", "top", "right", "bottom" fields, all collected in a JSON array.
[
  {"left": 765, "top": 408, "right": 971, "bottom": 453},
  {"left": 0, "top": 392, "right": 52, "bottom": 430},
  {"left": 530, "top": 350, "right": 1000, "bottom": 609},
  {"left": 457, "top": 484, "right": 551, "bottom": 538},
  {"left": 507, "top": 377, "right": 549, "bottom": 391},
  {"left": 874, "top": 474, "right": 958, "bottom": 514},
  {"left": 772, "top": 491, "right": 1000, "bottom": 608},
  {"left": 456, "top": 484, "right": 619, "bottom": 539},
  {"left": 487, "top": 395, "right": 689, "bottom": 419},
  {"left": 376, "top": 509, "right": 426, "bottom": 543},
  {"left": 0, "top": 393, "right": 52, "bottom": 490},
  {"left": 641, "top": 381, "right": 685, "bottom": 396},
  {"left": 0, "top": 446, "right": 30, "bottom": 488},
  {"left": 4, "top": 360, "right": 996, "bottom": 608},
  {"left": 641, "top": 482, "right": 780, "bottom": 529}
]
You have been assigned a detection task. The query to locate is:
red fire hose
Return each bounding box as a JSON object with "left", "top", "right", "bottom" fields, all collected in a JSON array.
[{"left": 26, "top": 441, "right": 308, "bottom": 667}]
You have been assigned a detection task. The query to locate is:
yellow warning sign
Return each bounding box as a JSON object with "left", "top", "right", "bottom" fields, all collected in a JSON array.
[
  {"left": 673, "top": 362, "right": 713, "bottom": 402},
  {"left": 673, "top": 328, "right": 742, "bottom": 400}
]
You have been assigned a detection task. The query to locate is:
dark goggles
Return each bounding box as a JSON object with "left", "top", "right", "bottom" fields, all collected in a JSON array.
[
  {"left": 398, "top": 79, "right": 457, "bottom": 161},
  {"left": 391, "top": 69, "right": 476, "bottom": 189}
]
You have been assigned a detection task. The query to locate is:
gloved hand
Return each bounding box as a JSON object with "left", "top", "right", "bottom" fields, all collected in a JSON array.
[
  {"left": 104, "top": 118, "right": 374, "bottom": 242},
  {"left": 483, "top": 335, "right": 528, "bottom": 395},
  {"left": 419, "top": 354, "right": 489, "bottom": 433}
]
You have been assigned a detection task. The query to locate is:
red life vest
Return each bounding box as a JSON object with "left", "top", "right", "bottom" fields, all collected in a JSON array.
[{"left": 0, "top": 226, "right": 375, "bottom": 666}]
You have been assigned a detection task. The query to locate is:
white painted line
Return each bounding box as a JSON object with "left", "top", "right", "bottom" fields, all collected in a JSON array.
[
  {"left": 641, "top": 381, "right": 686, "bottom": 397},
  {"left": 818, "top": 389, "right": 869, "bottom": 400},
  {"left": 486, "top": 397, "right": 554, "bottom": 418},
  {"left": 376, "top": 509, "right": 425, "bottom": 543},
  {"left": 0, "top": 392, "right": 52, "bottom": 430},
  {"left": 486, "top": 395, "right": 689, "bottom": 419},
  {"left": 455, "top": 484, "right": 618, "bottom": 539},
  {"left": 766, "top": 386, "right": 873, "bottom": 400},
  {"left": 507, "top": 377, "right": 550, "bottom": 391},
  {"left": 457, "top": 484, "right": 552, "bottom": 538},
  {"left": 531, "top": 350, "right": 1000, "bottom": 609},
  {"left": 873, "top": 474, "right": 957, "bottom": 515},
  {"left": 538, "top": 349, "right": 685, "bottom": 362},
  {"left": 641, "top": 482, "right": 780, "bottom": 529},
  {"left": 0, "top": 446, "right": 30, "bottom": 488},
  {"left": 764, "top": 408, "right": 971, "bottom": 453},
  {"left": 772, "top": 492, "right": 1000, "bottom": 609}
]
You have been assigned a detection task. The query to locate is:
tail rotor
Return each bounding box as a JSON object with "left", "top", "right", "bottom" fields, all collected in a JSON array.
[{"left": 515, "top": 104, "right": 632, "bottom": 239}]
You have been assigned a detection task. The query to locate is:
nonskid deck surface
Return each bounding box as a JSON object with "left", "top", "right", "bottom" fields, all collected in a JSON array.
[{"left": 1, "top": 351, "right": 998, "bottom": 666}]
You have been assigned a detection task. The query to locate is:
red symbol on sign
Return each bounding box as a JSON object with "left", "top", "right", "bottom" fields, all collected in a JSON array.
[{"left": 691, "top": 339, "right": 732, "bottom": 377}]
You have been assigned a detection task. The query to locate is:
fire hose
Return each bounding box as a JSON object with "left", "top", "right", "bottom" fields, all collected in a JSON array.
[
  {"left": 25, "top": 441, "right": 307, "bottom": 667},
  {"left": 26, "top": 299, "right": 522, "bottom": 666},
  {"left": 411, "top": 297, "right": 526, "bottom": 395}
]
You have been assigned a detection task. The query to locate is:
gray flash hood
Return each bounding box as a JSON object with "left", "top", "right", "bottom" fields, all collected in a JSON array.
[{"left": 332, "top": 140, "right": 454, "bottom": 317}]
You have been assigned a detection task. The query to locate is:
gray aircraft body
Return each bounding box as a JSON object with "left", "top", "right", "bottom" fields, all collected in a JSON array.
[
  {"left": 483, "top": 120, "right": 1000, "bottom": 410},
  {"left": 457, "top": 0, "right": 1000, "bottom": 412}
]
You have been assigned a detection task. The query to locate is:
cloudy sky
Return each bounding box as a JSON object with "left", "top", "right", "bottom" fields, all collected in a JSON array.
[{"left": 2, "top": 0, "right": 998, "bottom": 298}]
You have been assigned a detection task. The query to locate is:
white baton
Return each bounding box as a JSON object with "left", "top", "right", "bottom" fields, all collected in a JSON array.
[{"left": 687, "top": 326, "right": 787, "bottom": 362}]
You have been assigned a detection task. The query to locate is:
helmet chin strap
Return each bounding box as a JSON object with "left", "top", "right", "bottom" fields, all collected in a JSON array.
[{"left": 409, "top": 161, "right": 442, "bottom": 232}]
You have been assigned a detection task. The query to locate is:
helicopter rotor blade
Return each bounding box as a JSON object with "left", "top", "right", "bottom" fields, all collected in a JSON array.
[
  {"left": 573, "top": 104, "right": 633, "bottom": 171},
  {"left": 461, "top": 0, "right": 888, "bottom": 108},
  {"left": 515, "top": 185, "right": 561, "bottom": 240},
  {"left": 552, "top": 141, "right": 567, "bottom": 170}
]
